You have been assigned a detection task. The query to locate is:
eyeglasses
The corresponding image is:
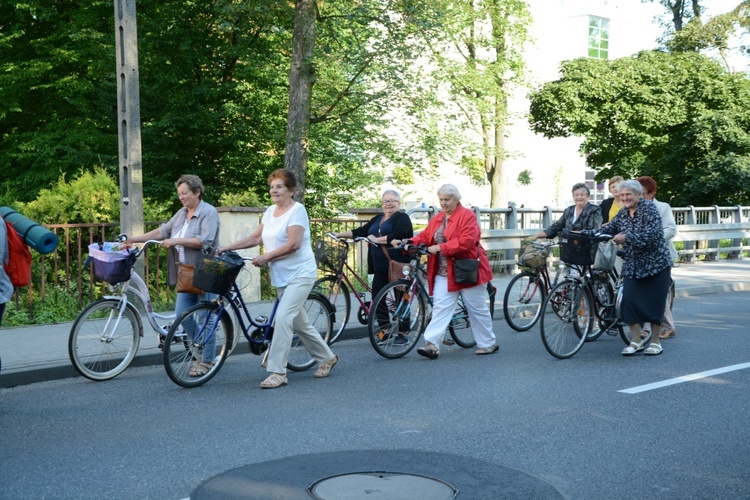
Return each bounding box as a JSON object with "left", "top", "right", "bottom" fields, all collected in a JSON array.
[{"left": 382, "top": 199, "right": 399, "bottom": 205}]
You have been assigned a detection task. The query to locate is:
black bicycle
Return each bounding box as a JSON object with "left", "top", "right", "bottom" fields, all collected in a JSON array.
[
  {"left": 539, "top": 230, "right": 634, "bottom": 359},
  {"left": 367, "top": 243, "right": 496, "bottom": 359},
  {"left": 162, "top": 253, "right": 333, "bottom": 388}
]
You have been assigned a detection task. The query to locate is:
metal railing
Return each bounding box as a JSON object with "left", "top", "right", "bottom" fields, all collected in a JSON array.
[{"left": 10, "top": 204, "right": 749, "bottom": 321}]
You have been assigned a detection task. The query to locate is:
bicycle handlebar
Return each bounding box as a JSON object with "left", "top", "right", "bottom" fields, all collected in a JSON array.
[{"left": 563, "top": 229, "right": 614, "bottom": 242}]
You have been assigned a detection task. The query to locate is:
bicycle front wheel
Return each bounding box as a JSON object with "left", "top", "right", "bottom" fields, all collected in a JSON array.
[
  {"left": 68, "top": 299, "right": 142, "bottom": 381},
  {"left": 313, "top": 275, "right": 350, "bottom": 344},
  {"left": 368, "top": 280, "right": 426, "bottom": 359},
  {"left": 540, "top": 280, "right": 594, "bottom": 359},
  {"left": 503, "top": 271, "right": 546, "bottom": 331},
  {"left": 449, "top": 296, "right": 477, "bottom": 348},
  {"left": 286, "top": 293, "right": 333, "bottom": 372},
  {"left": 163, "top": 303, "right": 232, "bottom": 388}
]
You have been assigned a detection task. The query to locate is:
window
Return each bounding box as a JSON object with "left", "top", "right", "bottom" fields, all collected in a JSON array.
[
  {"left": 588, "top": 16, "right": 609, "bottom": 59},
  {"left": 585, "top": 169, "right": 606, "bottom": 203}
]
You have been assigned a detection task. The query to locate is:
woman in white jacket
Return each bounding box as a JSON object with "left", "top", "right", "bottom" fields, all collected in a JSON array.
[{"left": 638, "top": 176, "right": 678, "bottom": 339}]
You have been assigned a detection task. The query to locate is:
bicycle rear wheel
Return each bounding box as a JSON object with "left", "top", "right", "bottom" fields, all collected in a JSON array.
[
  {"left": 449, "top": 296, "right": 477, "bottom": 348},
  {"left": 368, "top": 280, "right": 426, "bottom": 359},
  {"left": 286, "top": 293, "right": 333, "bottom": 372},
  {"left": 313, "top": 275, "right": 350, "bottom": 344},
  {"left": 503, "top": 271, "right": 546, "bottom": 331},
  {"left": 68, "top": 299, "right": 142, "bottom": 381},
  {"left": 540, "top": 280, "right": 594, "bottom": 359},
  {"left": 163, "top": 303, "right": 232, "bottom": 388}
]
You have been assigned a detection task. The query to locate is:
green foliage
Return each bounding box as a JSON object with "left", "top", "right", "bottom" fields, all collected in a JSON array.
[
  {"left": 19, "top": 167, "right": 169, "bottom": 224},
  {"left": 528, "top": 50, "right": 750, "bottom": 206},
  {"left": 461, "top": 156, "right": 489, "bottom": 186},
  {"left": 517, "top": 169, "right": 533, "bottom": 186},
  {"left": 0, "top": 0, "right": 119, "bottom": 203},
  {"left": 218, "top": 190, "right": 265, "bottom": 208},
  {"left": 21, "top": 167, "right": 119, "bottom": 224}
]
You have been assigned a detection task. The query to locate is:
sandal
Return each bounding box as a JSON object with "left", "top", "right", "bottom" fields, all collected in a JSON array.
[
  {"left": 476, "top": 345, "right": 499, "bottom": 355},
  {"left": 314, "top": 355, "right": 339, "bottom": 378},
  {"left": 260, "top": 373, "right": 288, "bottom": 389},
  {"left": 189, "top": 361, "right": 213, "bottom": 377},
  {"left": 417, "top": 343, "right": 439, "bottom": 360},
  {"left": 659, "top": 328, "right": 676, "bottom": 339},
  {"left": 644, "top": 343, "right": 663, "bottom": 356},
  {"left": 621, "top": 338, "right": 648, "bottom": 356}
]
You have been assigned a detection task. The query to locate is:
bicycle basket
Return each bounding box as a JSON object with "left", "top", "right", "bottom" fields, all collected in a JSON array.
[
  {"left": 86, "top": 243, "right": 137, "bottom": 284},
  {"left": 314, "top": 239, "right": 347, "bottom": 273},
  {"left": 192, "top": 250, "right": 245, "bottom": 295},
  {"left": 518, "top": 241, "right": 549, "bottom": 269},
  {"left": 560, "top": 231, "right": 596, "bottom": 266}
]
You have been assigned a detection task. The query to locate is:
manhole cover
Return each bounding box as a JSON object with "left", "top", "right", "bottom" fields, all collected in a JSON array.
[{"left": 308, "top": 472, "right": 457, "bottom": 500}]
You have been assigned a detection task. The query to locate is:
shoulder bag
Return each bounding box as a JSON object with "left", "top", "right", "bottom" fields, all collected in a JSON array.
[{"left": 382, "top": 245, "right": 410, "bottom": 282}]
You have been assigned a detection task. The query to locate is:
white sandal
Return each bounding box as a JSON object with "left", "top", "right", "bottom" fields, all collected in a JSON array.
[
  {"left": 621, "top": 338, "right": 648, "bottom": 356},
  {"left": 644, "top": 343, "right": 663, "bottom": 356}
]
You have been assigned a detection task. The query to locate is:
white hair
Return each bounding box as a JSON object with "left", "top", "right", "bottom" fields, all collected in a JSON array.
[{"left": 437, "top": 184, "right": 462, "bottom": 200}]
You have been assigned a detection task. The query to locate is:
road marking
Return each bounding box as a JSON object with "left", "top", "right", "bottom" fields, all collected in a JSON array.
[{"left": 619, "top": 362, "right": 750, "bottom": 394}]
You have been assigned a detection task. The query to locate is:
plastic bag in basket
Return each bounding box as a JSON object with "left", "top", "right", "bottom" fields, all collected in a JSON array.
[
  {"left": 86, "top": 243, "right": 137, "bottom": 284},
  {"left": 192, "top": 250, "right": 245, "bottom": 295},
  {"left": 593, "top": 240, "right": 617, "bottom": 271}
]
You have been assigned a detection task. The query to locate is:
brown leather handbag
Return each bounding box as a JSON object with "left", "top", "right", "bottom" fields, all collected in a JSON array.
[
  {"left": 382, "top": 245, "right": 410, "bottom": 282},
  {"left": 176, "top": 263, "right": 203, "bottom": 294}
]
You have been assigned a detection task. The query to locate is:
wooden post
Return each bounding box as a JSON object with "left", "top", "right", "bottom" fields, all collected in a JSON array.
[{"left": 114, "top": 0, "right": 144, "bottom": 240}]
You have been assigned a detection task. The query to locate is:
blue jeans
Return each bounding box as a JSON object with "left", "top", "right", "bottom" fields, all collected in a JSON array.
[{"left": 175, "top": 291, "right": 217, "bottom": 363}]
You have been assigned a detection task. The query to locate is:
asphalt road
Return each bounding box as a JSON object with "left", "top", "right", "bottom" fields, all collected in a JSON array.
[{"left": 1, "top": 291, "right": 749, "bottom": 499}]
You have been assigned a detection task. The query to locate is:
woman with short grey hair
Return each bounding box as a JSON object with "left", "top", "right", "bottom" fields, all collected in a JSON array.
[
  {"left": 535, "top": 182, "right": 602, "bottom": 240},
  {"left": 599, "top": 179, "right": 673, "bottom": 356},
  {"left": 393, "top": 184, "right": 498, "bottom": 358}
]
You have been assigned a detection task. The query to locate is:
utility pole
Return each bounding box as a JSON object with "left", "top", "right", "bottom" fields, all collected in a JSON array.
[{"left": 114, "top": 0, "right": 144, "bottom": 238}]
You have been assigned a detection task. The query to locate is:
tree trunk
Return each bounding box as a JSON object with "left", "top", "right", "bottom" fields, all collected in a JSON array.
[
  {"left": 285, "top": 0, "right": 316, "bottom": 202},
  {"left": 489, "top": 95, "right": 508, "bottom": 209}
]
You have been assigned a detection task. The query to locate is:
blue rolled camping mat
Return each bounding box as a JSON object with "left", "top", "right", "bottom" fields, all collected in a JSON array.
[{"left": 0, "top": 206, "right": 59, "bottom": 255}]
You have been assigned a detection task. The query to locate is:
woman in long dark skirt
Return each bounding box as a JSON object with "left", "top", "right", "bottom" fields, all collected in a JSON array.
[{"left": 599, "top": 179, "right": 673, "bottom": 356}]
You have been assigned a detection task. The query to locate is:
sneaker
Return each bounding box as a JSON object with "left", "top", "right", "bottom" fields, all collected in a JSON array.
[{"left": 392, "top": 334, "right": 409, "bottom": 345}]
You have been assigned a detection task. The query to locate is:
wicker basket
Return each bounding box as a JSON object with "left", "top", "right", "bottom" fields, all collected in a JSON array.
[
  {"left": 192, "top": 251, "right": 245, "bottom": 295},
  {"left": 314, "top": 239, "right": 348, "bottom": 273}
]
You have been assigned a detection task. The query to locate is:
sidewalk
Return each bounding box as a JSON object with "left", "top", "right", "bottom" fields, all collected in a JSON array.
[{"left": 2, "top": 259, "right": 749, "bottom": 388}]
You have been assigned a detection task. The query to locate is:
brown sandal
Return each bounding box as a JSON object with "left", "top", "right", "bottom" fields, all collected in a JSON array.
[
  {"left": 659, "top": 328, "right": 676, "bottom": 339},
  {"left": 260, "top": 373, "right": 288, "bottom": 389},
  {"left": 314, "top": 355, "right": 339, "bottom": 378},
  {"left": 189, "top": 361, "right": 213, "bottom": 377},
  {"left": 476, "top": 345, "right": 499, "bottom": 355}
]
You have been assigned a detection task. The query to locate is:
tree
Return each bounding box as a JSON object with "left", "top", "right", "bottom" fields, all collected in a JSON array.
[
  {"left": 0, "top": 0, "right": 119, "bottom": 204},
  {"left": 528, "top": 50, "right": 750, "bottom": 206},
  {"left": 405, "top": 0, "right": 532, "bottom": 208}
]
